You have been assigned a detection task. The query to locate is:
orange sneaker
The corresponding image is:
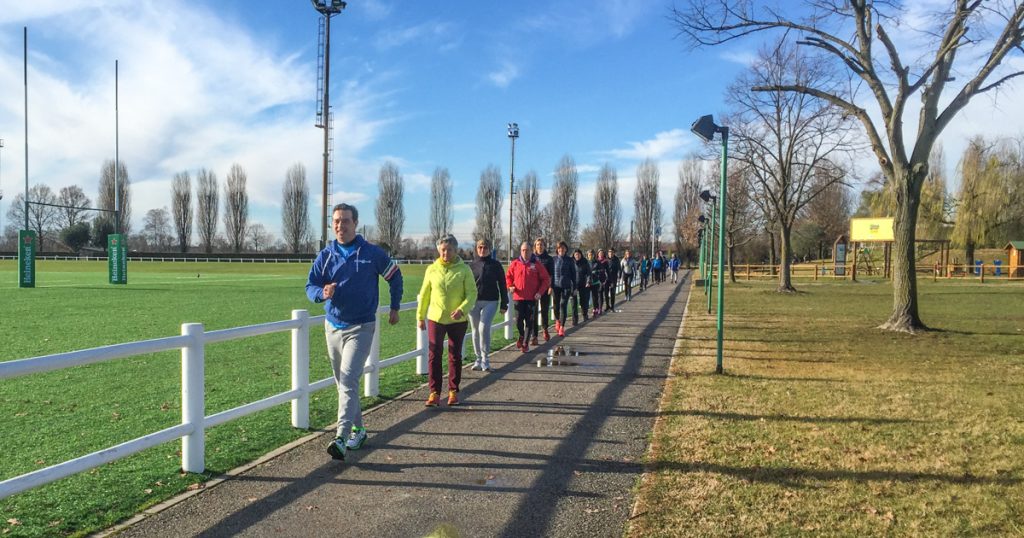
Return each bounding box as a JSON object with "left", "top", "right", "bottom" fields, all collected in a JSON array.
[
  {"left": 425, "top": 391, "right": 440, "bottom": 407},
  {"left": 447, "top": 390, "right": 460, "bottom": 406}
]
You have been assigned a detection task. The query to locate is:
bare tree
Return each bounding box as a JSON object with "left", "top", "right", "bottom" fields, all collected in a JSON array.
[
  {"left": 804, "top": 170, "right": 854, "bottom": 258},
  {"left": 142, "top": 207, "right": 174, "bottom": 251},
  {"left": 171, "top": 171, "right": 193, "bottom": 253},
  {"left": 724, "top": 40, "right": 857, "bottom": 292},
  {"left": 6, "top": 185, "right": 58, "bottom": 250},
  {"left": 724, "top": 166, "right": 758, "bottom": 282},
  {"left": 593, "top": 164, "right": 621, "bottom": 250},
  {"left": 223, "top": 163, "right": 249, "bottom": 253},
  {"left": 281, "top": 163, "right": 310, "bottom": 254},
  {"left": 474, "top": 164, "right": 504, "bottom": 257},
  {"left": 548, "top": 154, "right": 580, "bottom": 244},
  {"left": 375, "top": 161, "right": 405, "bottom": 255},
  {"left": 515, "top": 170, "right": 542, "bottom": 248},
  {"left": 98, "top": 159, "right": 131, "bottom": 236},
  {"left": 248, "top": 223, "right": 273, "bottom": 253},
  {"left": 196, "top": 168, "right": 219, "bottom": 254},
  {"left": 674, "top": 158, "right": 703, "bottom": 263},
  {"left": 57, "top": 185, "right": 91, "bottom": 230},
  {"left": 633, "top": 158, "right": 661, "bottom": 258},
  {"left": 429, "top": 167, "right": 453, "bottom": 243},
  {"left": 674, "top": 1, "right": 1024, "bottom": 331}
]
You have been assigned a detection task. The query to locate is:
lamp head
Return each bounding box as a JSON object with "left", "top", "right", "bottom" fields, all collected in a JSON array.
[
  {"left": 699, "top": 189, "right": 715, "bottom": 203},
  {"left": 690, "top": 114, "right": 720, "bottom": 143}
]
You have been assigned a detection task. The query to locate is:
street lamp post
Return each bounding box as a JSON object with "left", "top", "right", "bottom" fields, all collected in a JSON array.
[
  {"left": 507, "top": 122, "right": 519, "bottom": 264},
  {"left": 700, "top": 190, "right": 717, "bottom": 308},
  {"left": 691, "top": 114, "right": 729, "bottom": 374},
  {"left": 311, "top": 0, "right": 346, "bottom": 250}
]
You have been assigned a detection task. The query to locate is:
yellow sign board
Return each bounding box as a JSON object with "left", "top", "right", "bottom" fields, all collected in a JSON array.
[{"left": 850, "top": 217, "right": 894, "bottom": 242}]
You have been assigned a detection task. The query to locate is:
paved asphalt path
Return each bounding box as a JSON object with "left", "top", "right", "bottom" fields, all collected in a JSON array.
[{"left": 113, "top": 272, "right": 690, "bottom": 538}]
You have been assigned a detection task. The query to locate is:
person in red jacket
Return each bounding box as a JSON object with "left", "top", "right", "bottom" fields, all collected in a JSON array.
[{"left": 506, "top": 241, "right": 551, "bottom": 353}]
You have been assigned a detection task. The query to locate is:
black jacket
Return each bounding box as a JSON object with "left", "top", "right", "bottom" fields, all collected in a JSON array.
[
  {"left": 574, "top": 257, "right": 591, "bottom": 289},
  {"left": 552, "top": 254, "right": 577, "bottom": 291},
  {"left": 607, "top": 255, "right": 621, "bottom": 283},
  {"left": 470, "top": 255, "right": 509, "bottom": 311},
  {"left": 535, "top": 251, "right": 554, "bottom": 294}
]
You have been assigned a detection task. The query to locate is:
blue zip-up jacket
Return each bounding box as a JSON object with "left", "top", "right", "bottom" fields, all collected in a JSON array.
[
  {"left": 305, "top": 234, "right": 403, "bottom": 328},
  {"left": 551, "top": 253, "right": 577, "bottom": 291}
]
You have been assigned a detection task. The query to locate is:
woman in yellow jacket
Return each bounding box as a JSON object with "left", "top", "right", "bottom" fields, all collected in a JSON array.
[{"left": 417, "top": 234, "right": 477, "bottom": 407}]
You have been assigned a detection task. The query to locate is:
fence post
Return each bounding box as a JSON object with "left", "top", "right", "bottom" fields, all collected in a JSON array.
[
  {"left": 290, "top": 309, "right": 310, "bottom": 429},
  {"left": 364, "top": 317, "right": 381, "bottom": 397},
  {"left": 980, "top": 264, "right": 985, "bottom": 284},
  {"left": 181, "top": 323, "right": 205, "bottom": 474},
  {"left": 416, "top": 321, "right": 429, "bottom": 375},
  {"left": 504, "top": 304, "right": 513, "bottom": 340}
]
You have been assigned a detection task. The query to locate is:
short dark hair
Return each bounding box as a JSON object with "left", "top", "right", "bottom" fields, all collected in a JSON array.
[
  {"left": 332, "top": 203, "right": 358, "bottom": 224},
  {"left": 557, "top": 241, "right": 568, "bottom": 251}
]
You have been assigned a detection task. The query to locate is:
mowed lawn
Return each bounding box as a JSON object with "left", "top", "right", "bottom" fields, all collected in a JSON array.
[
  {"left": 0, "top": 259, "right": 512, "bottom": 537},
  {"left": 630, "top": 278, "right": 1024, "bottom": 537}
]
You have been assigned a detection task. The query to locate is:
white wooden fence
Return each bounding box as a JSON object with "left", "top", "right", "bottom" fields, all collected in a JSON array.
[
  {"left": 0, "top": 300, "right": 514, "bottom": 501},
  {"left": 0, "top": 273, "right": 636, "bottom": 501}
]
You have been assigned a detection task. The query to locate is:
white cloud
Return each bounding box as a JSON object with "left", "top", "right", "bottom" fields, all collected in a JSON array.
[
  {"left": 604, "top": 129, "right": 690, "bottom": 161},
  {"left": 487, "top": 61, "right": 520, "bottom": 88},
  {"left": 0, "top": 2, "right": 397, "bottom": 238},
  {"left": 374, "top": 20, "right": 458, "bottom": 51}
]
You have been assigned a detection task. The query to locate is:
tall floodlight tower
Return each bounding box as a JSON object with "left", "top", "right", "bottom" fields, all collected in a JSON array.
[
  {"left": 507, "top": 122, "right": 519, "bottom": 264},
  {"left": 311, "top": 0, "right": 346, "bottom": 250}
]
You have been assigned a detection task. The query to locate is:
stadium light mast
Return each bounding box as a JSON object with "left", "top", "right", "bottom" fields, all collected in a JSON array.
[
  {"left": 311, "top": 0, "right": 346, "bottom": 250},
  {"left": 507, "top": 122, "right": 519, "bottom": 264}
]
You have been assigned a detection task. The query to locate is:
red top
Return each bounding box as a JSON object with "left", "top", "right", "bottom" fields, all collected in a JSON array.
[{"left": 505, "top": 255, "right": 551, "bottom": 301}]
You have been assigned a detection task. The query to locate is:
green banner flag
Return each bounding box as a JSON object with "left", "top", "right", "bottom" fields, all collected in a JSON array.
[
  {"left": 108, "top": 234, "right": 127, "bottom": 285},
  {"left": 18, "top": 230, "right": 36, "bottom": 288}
]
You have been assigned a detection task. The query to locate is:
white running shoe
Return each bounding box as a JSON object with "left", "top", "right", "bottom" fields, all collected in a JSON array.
[
  {"left": 471, "top": 359, "right": 482, "bottom": 371},
  {"left": 346, "top": 427, "right": 367, "bottom": 450}
]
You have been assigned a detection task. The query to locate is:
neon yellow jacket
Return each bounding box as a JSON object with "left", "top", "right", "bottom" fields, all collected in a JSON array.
[{"left": 417, "top": 256, "right": 477, "bottom": 324}]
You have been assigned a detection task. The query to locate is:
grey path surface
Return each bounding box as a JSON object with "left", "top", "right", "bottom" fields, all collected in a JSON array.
[{"left": 114, "top": 273, "right": 690, "bottom": 538}]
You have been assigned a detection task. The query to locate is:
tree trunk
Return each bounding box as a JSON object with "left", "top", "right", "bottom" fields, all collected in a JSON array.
[
  {"left": 728, "top": 237, "right": 737, "bottom": 283},
  {"left": 964, "top": 240, "right": 975, "bottom": 273},
  {"left": 777, "top": 224, "right": 796, "bottom": 292},
  {"left": 879, "top": 169, "right": 928, "bottom": 333}
]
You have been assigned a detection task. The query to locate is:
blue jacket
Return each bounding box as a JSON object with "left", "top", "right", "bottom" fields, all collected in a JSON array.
[
  {"left": 551, "top": 253, "right": 577, "bottom": 291},
  {"left": 305, "top": 235, "right": 403, "bottom": 328}
]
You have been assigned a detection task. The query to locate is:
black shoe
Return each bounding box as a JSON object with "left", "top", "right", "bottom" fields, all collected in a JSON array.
[{"left": 327, "top": 437, "right": 346, "bottom": 461}]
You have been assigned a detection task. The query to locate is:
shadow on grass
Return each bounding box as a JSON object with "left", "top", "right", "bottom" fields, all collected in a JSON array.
[
  {"left": 656, "top": 408, "right": 925, "bottom": 425},
  {"left": 644, "top": 459, "right": 1021, "bottom": 488}
]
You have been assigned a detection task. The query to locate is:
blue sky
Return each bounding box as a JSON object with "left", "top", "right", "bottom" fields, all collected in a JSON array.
[{"left": 1, "top": 1, "right": 1021, "bottom": 245}]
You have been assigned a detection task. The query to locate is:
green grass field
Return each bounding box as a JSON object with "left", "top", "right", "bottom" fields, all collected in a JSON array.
[
  {"left": 629, "top": 278, "right": 1024, "bottom": 537},
  {"left": 0, "top": 259, "right": 512, "bottom": 537}
]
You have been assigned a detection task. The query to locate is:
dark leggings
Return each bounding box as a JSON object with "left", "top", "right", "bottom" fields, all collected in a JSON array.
[
  {"left": 604, "top": 278, "right": 617, "bottom": 310},
  {"left": 552, "top": 287, "right": 571, "bottom": 325},
  {"left": 590, "top": 285, "right": 603, "bottom": 312},
  {"left": 515, "top": 300, "right": 535, "bottom": 341},
  {"left": 573, "top": 288, "right": 590, "bottom": 323},
  {"left": 533, "top": 293, "right": 551, "bottom": 337}
]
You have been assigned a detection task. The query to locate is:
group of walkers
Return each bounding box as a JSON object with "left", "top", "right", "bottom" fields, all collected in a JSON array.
[{"left": 306, "top": 202, "right": 682, "bottom": 462}]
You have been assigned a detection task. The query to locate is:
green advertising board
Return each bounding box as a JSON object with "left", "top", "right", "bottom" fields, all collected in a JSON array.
[
  {"left": 108, "top": 233, "right": 127, "bottom": 284},
  {"left": 18, "top": 230, "right": 36, "bottom": 288}
]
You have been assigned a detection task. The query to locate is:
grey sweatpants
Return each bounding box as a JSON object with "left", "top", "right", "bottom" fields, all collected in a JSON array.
[
  {"left": 468, "top": 300, "right": 499, "bottom": 361},
  {"left": 324, "top": 320, "right": 375, "bottom": 438}
]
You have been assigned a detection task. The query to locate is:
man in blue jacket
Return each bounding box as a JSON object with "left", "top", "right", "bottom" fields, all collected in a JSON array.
[{"left": 306, "top": 203, "right": 403, "bottom": 462}]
